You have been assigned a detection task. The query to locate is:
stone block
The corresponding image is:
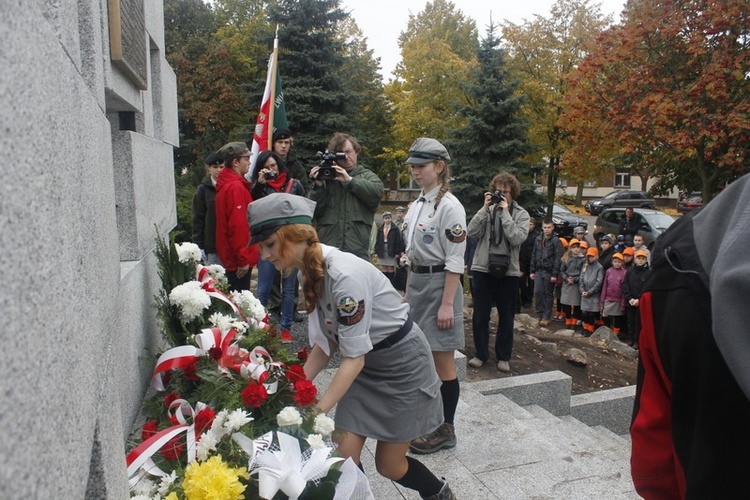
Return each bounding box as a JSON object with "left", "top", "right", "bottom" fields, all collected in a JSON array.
[
  {"left": 571, "top": 385, "right": 636, "bottom": 435},
  {"left": 469, "top": 371, "right": 572, "bottom": 416},
  {"left": 454, "top": 349, "right": 467, "bottom": 382},
  {"left": 113, "top": 131, "right": 177, "bottom": 261}
]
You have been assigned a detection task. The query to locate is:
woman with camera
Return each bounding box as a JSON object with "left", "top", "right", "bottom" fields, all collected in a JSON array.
[
  {"left": 467, "top": 172, "right": 530, "bottom": 373},
  {"left": 251, "top": 151, "right": 305, "bottom": 342}
]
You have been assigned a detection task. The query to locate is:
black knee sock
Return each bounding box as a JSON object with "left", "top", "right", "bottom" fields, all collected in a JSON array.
[
  {"left": 440, "top": 378, "right": 459, "bottom": 425},
  {"left": 395, "top": 456, "right": 443, "bottom": 496}
]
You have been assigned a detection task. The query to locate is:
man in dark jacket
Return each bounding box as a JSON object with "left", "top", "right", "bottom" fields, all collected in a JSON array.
[
  {"left": 529, "top": 218, "right": 563, "bottom": 326},
  {"left": 192, "top": 151, "right": 223, "bottom": 265},
  {"left": 518, "top": 217, "right": 538, "bottom": 308},
  {"left": 272, "top": 128, "right": 309, "bottom": 192},
  {"left": 630, "top": 173, "right": 750, "bottom": 499},
  {"left": 309, "top": 133, "right": 384, "bottom": 260},
  {"left": 618, "top": 207, "right": 640, "bottom": 246}
]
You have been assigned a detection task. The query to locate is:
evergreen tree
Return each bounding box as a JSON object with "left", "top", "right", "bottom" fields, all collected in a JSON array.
[
  {"left": 448, "top": 22, "right": 534, "bottom": 216},
  {"left": 268, "top": 0, "right": 362, "bottom": 163}
]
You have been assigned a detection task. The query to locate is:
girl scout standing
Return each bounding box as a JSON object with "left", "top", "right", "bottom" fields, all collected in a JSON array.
[
  {"left": 247, "top": 193, "right": 456, "bottom": 500},
  {"left": 401, "top": 138, "right": 467, "bottom": 455}
]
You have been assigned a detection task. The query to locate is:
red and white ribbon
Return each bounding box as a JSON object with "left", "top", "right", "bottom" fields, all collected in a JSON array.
[
  {"left": 196, "top": 265, "right": 244, "bottom": 318},
  {"left": 126, "top": 400, "right": 208, "bottom": 489},
  {"left": 241, "top": 346, "right": 284, "bottom": 394},
  {"left": 151, "top": 345, "right": 203, "bottom": 391}
]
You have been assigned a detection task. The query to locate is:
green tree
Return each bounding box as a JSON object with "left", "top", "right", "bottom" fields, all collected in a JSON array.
[
  {"left": 267, "top": 0, "right": 360, "bottom": 162},
  {"left": 448, "top": 22, "right": 535, "bottom": 216},
  {"left": 503, "top": 0, "right": 612, "bottom": 210},
  {"left": 389, "top": 0, "right": 478, "bottom": 158}
]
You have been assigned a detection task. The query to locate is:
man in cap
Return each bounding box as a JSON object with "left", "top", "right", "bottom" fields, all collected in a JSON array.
[
  {"left": 309, "top": 132, "right": 384, "bottom": 260},
  {"left": 214, "top": 142, "right": 258, "bottom": 291},
  {"left": 192, "top": 151, "right": 224, "bottom": 265},
  {"left": 394, "top": 206, "right": 407, "bottom": 231},
  {"left": 271, "top": 128, "right": 309, "bottom": 192}
]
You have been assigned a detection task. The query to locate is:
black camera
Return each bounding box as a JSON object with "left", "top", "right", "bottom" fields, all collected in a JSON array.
[
  {"left": 490, "top": 191, "right": 505, "bottom": 204},
  {"left": 264, "top": 170, "right": 278, "bottom": 180},
  {"left": 314, "top": 151, "right": 346, "bottom": 181}
]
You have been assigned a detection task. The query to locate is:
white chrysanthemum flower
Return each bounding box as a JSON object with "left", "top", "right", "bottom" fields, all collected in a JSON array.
[
  {"left": 206, "top": 264, "right": 228, "bottom": 284},
  {"left": 169, "top": 281, "right": 211, "bottom": 322},
  {"left": 210, "top": 409, "right": 229, "bottom": 438},
  {"left": 130, "top": 495, "right": 151, "bottom": 500},
  {"left": 131, "top": 476, "right": 156, "bottom": 496},
  {"left": 277, "top": 406, "right": 303, "bottom": 427},
  {"left": 305, "top": 434, "right": 325, "bottom": 449},
  {"left": 231, "top": 290, "right": 266, "bottom": 322},
  {"left": 232, "top": 320, "right": 249, "bottom": 336},
  {"left": 196, "top": 431, "right": 219, "bottom": 461},
  {"left": 224, "top": 409, "right": 253, "bottom": 432},
  {"left": 314, "top": 414, "right": 335, "bottom": 436},
  {"left": 208, "top": 312, "right": 234, "bottom": 332},
  {"left": 176, "top": 242, "right": 202, "bottom": 263},
  {"left": 156, "top": 470, "right": 178, "bottom": 496}
]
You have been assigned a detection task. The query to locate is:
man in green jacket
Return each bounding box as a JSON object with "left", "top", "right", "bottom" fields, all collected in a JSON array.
[{"left": 309, "top": 132, "right": 384, "bottom": 260}]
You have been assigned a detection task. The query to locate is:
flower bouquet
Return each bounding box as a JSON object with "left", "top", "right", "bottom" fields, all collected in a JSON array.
[{"left": 127, "top": 240, "right": 371, "bottom": 499}]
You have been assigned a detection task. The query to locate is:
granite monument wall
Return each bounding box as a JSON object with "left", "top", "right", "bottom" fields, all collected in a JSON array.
[{"left": 0, "top": 0, "right": 178, "bottom": 497}]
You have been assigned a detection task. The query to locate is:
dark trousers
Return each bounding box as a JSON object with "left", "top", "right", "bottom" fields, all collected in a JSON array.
[
  {"left": 626, "top": 305, "right": 641, "bottom": 342},
  {"left": 519, "top": 270, "right": 533, "bottom": 306},
  {"left": 227, "top": 269, "right": 251, "bottom": 292},
  {"left": 472, "top": 272, "right": 520, "bottom": 362}
]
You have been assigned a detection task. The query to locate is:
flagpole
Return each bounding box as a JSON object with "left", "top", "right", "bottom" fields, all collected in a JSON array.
[{"left": 267, "top": 26, "right": 279, "bottom": 150}]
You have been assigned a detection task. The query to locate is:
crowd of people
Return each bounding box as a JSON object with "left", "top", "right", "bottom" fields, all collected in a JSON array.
[{"left": 190, "top": 128, "right": 747, "bottom": 498}]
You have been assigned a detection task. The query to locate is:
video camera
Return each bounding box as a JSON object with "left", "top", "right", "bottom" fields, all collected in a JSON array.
[
  {"left": 314, "top": 151, "right": 346, "bottom": 181},
  {"left": 490, "top": 190, "right": 506, "bottom": 204}
]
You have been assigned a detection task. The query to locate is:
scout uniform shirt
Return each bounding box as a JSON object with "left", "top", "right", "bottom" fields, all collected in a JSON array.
[
  {"left": 404, "top": 185, "right": 467, "bottom": 273},
  {"left": 311, "top": 245, "right": 410, "bottom": 357}
]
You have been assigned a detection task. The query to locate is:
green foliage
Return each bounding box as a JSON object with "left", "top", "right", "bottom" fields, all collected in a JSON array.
[{"left": 448, "top": 23, "right": 535, "bottom": 215}]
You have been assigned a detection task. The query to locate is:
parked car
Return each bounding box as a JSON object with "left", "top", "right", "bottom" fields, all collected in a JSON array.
[
  {"left": 593, "top": 208, "right": 675, "bottom": 249},
  {"left": 527, "top": 203, "right": 588, "bottom": 239},
  {"left": 585, "top": 190, "right": 656, "bottom": 215},
  {"left": 677, "top": 194, "right": 703, "bottom": 213}
]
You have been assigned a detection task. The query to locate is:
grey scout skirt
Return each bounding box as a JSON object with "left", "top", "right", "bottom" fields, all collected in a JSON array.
[
  {"left": 335, "top": 323, "right": 443, "bottom": 442},
  {"left": 408, "top": 271, "right": 465, "bottom": 351}
]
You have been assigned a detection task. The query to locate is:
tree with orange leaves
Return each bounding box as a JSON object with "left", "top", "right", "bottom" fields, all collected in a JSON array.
[{"left": 564, "top": 0, "right": 750, "bottom": 201}]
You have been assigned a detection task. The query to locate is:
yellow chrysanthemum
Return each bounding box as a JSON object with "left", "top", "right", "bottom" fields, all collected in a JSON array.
[
  {"left": 164, "top": 493, "right": 179, "bottom": 500},
  {"left": 182, "top": 455, "right": 249, "bottom": 500}
]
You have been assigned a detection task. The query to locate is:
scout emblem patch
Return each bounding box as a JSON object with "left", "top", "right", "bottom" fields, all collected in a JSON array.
[
  {"left": 337, "top": 296, "right": 365, "bottom": 326},
  {"left": 445, "top": 224, "right": 466, "bottom": 243}
]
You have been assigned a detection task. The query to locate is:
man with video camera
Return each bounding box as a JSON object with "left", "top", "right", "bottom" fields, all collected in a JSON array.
[
  {"left": 309, "top": 132, "right": 384, "bottom": 260},
  {"left": 467, "top": 172, "right": 530, "bottom": 373}
]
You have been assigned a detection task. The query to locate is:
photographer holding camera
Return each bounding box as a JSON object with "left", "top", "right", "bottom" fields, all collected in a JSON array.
[
  {"left": 250, "top": 150, "right": 305, "bottom": 342},
  {"left": 309, "top": 132, "right": 384, "bottom": 260},
  {"left": 467, "top": 172, "right": 530, "bottom": 373}
]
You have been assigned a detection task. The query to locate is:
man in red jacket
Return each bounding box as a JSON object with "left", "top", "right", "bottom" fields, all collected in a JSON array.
[{"left": 214, "top": 142, "right": 258, "bottom": 291}]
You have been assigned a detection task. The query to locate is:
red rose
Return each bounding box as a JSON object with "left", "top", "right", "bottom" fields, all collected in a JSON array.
[
  {"left": 297, "top": 347, "right": 308, "bottom": 361},
  {"left": 141, "top": 420, "right": 158, "bottom": 442},
  {"left": 161, "top": 435, "right": 184, "bottom": 461},
  {"left": 164, "top": 392, "right": 180, "bottom": 408},
  {"left": 293, "top": 380, "right": 317, "bottom": 407},
  {"left": 286, "top": 364, "right": 306, "bottom": 383},
  {"left": 182, "top": 361, "right": 200, "bottom": 381},
  {"left": 194, "top": 407, "right": 216, "bottom": 438},
  {"left": 208, "top": 347, "right": 223, "bottom": 361},
  {"left": 242, "top": 382, "right": 268, "bottom": 408}
]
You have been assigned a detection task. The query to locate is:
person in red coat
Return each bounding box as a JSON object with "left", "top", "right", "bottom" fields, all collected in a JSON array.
[{"left": 214, "top": 142, "right": 258, "bottom": 291}]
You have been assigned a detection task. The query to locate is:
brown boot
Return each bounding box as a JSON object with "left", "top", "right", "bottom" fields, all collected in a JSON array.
[
  {"left": 409, "top": 423, "right": 456, "bottom": 454},
  {"left": 421, "top": 479, "right": 456, "bottom": 500}
]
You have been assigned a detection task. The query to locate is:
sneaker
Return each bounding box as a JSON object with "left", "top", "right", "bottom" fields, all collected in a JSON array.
[
  {"left": 293, "top": 310, "right": 305, "bottom": 322},
  {"left": 280, "top": 329, "right": 293, "bottom": 343},
  {"left": 468, "top": 357, "right": 484, "bottom": 368},
  {"left": 497, "top": 360, "right": 510, "bottom": 372},
  {"left": 409, "top": 423, "right": 456, "bottom": 454}
]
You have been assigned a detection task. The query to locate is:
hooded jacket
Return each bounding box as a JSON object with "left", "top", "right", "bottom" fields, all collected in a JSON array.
[
  {"left": 214, "top": 168, "right": 258, "bottom": 271},
  {"left": 630, "top": 173, "right": 750, "bottom": 499}
]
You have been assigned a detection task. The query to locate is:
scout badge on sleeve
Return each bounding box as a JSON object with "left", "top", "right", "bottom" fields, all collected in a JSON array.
[
  {"left": 446, "top": 223, "right": 466, "bottom": 243},
  {"left": 337, "top": 296, "right": 365, "bottom": 326}
]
